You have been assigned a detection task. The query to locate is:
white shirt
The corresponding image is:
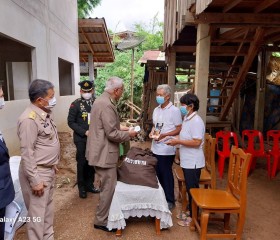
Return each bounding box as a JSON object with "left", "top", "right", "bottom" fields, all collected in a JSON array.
[
  {"left": 151, "top": 102, "right": 182, "bottom": 155},
  {"left": 179, "top": 112, "right": 205, "bottom": 169}
]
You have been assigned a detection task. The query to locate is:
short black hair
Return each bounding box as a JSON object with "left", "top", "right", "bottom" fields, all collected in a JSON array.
[
  {"left": 29, "top": 79, "right": 54, "bottom": 102},
  {"left": 180, "top": 93, "right": 200, "bottom": 111}
]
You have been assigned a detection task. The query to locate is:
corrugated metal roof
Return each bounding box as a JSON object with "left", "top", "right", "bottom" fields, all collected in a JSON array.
[
  {"left": 78, "top": 18, "right": 114, "bottom": 63},
  {"left": 138, "top": 50, "right": 165, "bottom": 64}
]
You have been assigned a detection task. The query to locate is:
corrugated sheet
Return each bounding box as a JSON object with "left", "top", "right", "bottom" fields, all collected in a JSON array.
[
  {"left": 186, "top": 0, "right": 196, "bottom": 10},
  {"left": 195, "top": 0, "right": 213, "bottom": 14},
  {"left": 78, "top": 18, "right": 114, "bottom": 63}
]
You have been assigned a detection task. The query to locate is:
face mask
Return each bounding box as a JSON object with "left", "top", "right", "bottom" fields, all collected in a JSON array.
[
  {"left": 43, "top": 96, "right": 57, "bottom": 109},
  {"left": 0, "top": 97, "right": 5, "bottom": 109},
  {"left": 156, "top": 96, "right": 165, "bottom": 105},
  {"left": 82, "top": 93, "right": 92, "bottom": 100},
  {"left": 180, "top": 106, "right": 188, "bottom": 116}
]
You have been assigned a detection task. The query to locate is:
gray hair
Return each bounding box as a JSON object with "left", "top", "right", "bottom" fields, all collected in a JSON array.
[
  {"left": 157, "top": 84, "right": 172, "bottom": 96},
  {"left": 29, "top": 79, "right": 54, "bottom": 102},
  {"left": 104, "top": 76, "right": 123, "bottom": 93}
]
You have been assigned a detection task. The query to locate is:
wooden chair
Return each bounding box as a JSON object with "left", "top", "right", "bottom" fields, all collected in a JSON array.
[
  {"left": 190, "top": 146, "right": 251, "bottom": 240},
  {"left": 174, "top": 133, "right": 216, "bottom": 212}
]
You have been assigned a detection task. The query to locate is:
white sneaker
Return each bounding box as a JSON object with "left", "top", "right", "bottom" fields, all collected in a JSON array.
[{"left": 177, "top": 217, "right": 192, "bottom": 227}]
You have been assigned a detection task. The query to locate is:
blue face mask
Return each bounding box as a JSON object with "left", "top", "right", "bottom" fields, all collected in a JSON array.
[
  {"left": 180, "top": 106, "right": 188, "bottom": 116},
  {"left": 156, "top": 96, "right": 165, "bottom": 105}
]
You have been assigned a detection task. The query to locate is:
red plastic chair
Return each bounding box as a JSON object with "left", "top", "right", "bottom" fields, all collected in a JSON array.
[
  {"left": 266, "top": 130, "right": 280, "bottom": 178},
  {"left": 216, "top": 131, "right": 238, "bottom": 178},
  {"left": 242, "top": 130, "right": 269, "bottom": 177}
]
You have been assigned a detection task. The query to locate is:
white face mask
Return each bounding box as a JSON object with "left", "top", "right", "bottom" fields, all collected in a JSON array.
[
  {"left": 82, "top": 93, "right": 92, "bottom": 100},
  {"left": 0, "top": 97, "right": 5, "bottom": 109},
  {"left": 42, "top": 96, "right": 57, "bottom": 109}
]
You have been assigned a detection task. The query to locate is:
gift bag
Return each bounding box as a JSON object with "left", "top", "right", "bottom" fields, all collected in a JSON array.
[{"left": 117, "top": 147, "right": 158, "bottom": 188}]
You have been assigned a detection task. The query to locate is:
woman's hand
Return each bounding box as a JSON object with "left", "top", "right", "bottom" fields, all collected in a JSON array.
[{"left": 166, "top": 138, "right": 179, "bottom": 146}]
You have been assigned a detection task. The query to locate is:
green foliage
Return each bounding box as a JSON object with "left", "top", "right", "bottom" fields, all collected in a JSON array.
[
  {"left": 272, "top": 52, "right": 280, "bottom": 58},
  {"left": 77, "top": 0, "right": 101, "bottom": 18},
  {"left": 94, "top": 16, "right": 163, "bottom": 119}
]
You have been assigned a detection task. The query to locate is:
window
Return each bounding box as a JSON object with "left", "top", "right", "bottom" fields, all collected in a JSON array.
[
  {"left": 0, "top": 33, "right": 32, "bottom": 100},
  {"left": 58, "top": 58, "right": 74, "bottom": 96}
]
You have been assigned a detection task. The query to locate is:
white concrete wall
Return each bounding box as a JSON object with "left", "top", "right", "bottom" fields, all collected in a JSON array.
[{"left": 0, "top": 0, "right": 80, "bottom": 154}]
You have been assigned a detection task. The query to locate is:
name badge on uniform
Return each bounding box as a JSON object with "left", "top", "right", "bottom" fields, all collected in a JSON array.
[{"left": 88, "top": 113, "right": 90, "bottom": 125}]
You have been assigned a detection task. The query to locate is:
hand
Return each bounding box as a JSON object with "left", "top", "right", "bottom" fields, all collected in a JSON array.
[
  {"left": 129, "top": 130, "right": 138, "bottom": 138},
  {"left": 166, "top": 138, "right": 179, "bottom": 146},
  {"left": 54, "top": 165, "right": 59, "bottom": 174},
  {"left": 32, "top": 182, "right": 47, "bottom": 197},
  {"left": 120, "top": 125, "right": 129, "bottom": 131},
  {"left": 157, "top": 133, "right": 166, "bottom": 141},
  {"left": 85, "top": 130, "right": 89, "bottom": 136},
  {"left": 149, "top": 127, "right": 155, "bottom": 139}
]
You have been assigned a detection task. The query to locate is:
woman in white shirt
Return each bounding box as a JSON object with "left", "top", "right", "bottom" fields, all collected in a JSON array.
[{"left": 167, "top": 93, "right": 205, "bottom": 226}]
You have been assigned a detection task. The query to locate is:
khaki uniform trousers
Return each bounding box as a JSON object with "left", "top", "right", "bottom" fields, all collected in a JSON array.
[
  {"left": 19, "top": 165, "right": 55, "bottom": 240},
  {"left": 94, "top": 166, "right": 117, "bottom": 226}
]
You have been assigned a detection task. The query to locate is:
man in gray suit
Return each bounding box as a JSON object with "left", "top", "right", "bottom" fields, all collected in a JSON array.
[{"left": 87, "top": 76, "right": 138, "bottom": 232}]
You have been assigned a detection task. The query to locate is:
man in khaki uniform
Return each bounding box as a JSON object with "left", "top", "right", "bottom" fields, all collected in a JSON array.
[
  {"left": 18, "top": 79, "right": 60, "bottom": 240},
  {"left": 87, "top": 76, "right": 138, "bottom": 232}
]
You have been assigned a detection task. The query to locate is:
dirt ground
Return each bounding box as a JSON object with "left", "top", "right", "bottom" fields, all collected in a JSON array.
[{"left": 14, "top": 132, "right": 280, "bottom": 240}]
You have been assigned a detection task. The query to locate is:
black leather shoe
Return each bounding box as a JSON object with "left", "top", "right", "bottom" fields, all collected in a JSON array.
[
  {"left": 79, "top": 188, "right": 87, "bottom": 199},
  {"left": 86, "top": 186, "right": 100, "bottom": 193},
  {"left": 168, "top": 202, "right": 175, "bottom": 210},
  {"left": 94, "top": 224, "right": 117, "bottom": 232}
]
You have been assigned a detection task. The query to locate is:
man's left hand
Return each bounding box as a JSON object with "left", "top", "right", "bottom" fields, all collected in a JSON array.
[{"left": 54, "top": 165, "right": 59, "bottom": 174}]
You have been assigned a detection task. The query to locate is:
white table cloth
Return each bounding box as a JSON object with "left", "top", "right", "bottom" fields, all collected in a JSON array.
[{"left": 107, "top": 181, "right": 173, "bottom": 230}]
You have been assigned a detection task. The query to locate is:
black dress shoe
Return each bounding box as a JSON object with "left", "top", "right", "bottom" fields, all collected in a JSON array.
[
  {"left": 86, "top": 186, "right": 100, "bottom": 193},
  {"left": 79, "top": 189, "right": 87, "bottom": 198},
  {"left": 94, "top": 224, "right": 117, "bottom": 232},
  {"left": 167, "top": 202, "right": 175, "bottom": 210}
]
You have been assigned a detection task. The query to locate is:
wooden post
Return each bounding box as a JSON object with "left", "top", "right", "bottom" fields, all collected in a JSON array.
[
  {"left": 254, "top": 49, "right": 267, "bottom": 131},
  {"left": 194, "top": 24, "right": 210, "bottom": 124},
  {"left": 88, "top": 53, "right": 94, "bottom": 82},
  {"left": 168, "top": 50, "right": 176, "bottom": 102},
  {"left": 155, "top": 218, "right": 161, "bottom": 235},
  {"left": 130, "top": 48, "right": 135, "bottom": 119}
]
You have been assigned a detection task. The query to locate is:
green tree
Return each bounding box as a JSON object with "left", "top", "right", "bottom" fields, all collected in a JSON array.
[
  {"left": 94, "top": 16, "right": 163, "bottom": 119},
  {"left": 77, "top": 0, "right": 101, "bottom": 18}
]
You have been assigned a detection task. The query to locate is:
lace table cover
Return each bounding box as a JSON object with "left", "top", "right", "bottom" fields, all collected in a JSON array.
[{"left": 107, "top": 181, "right": 173, "bottom": 230}]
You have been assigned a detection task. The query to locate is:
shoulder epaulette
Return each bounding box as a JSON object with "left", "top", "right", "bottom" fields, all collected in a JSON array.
[
  {"left": 28, "top": 111, "right": 36, "bottom": 120},
  {"left": 74, "top": 98, "right": 81, "bottom": 103}
]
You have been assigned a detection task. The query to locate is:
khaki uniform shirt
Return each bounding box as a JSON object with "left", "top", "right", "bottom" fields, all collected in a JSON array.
[{"left": 17, "top": 104, "right": 60, "bottom": 187}]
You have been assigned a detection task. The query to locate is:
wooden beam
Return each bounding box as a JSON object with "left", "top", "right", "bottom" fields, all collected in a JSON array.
[
  {"left": 264, "top": 34, "right": 280, "bottom": 44},
  {"left": 172, "top": 45, "right": 248, "bottom": 54},
  {"left": 223, "top": 0, "right": 243, "bottom": 13},
  {"left": 254, "top": 0, "right": 278, "bottom": 13},
  {"left": 221, "top": 29, "right": 250, "bottom": 94},
  {"left": 80, "top": 28, "right": 95, "bottom": 55},
  {"left": 80, "top": 51, "right": 110, "bottom": 56},
  {"left": 80, "top": 43, "right": 107, "bottom": 47},
  {"left": 209, "top": 26, "right": 218, "bottom": 40},
  {"left": 79, "top": 32, "right": 105, "bottom": 36},
  {"left": 212, "top": 38, "right": 254, "bottom": 43},
  {"left": 78, "top": 18, "right": 105, "bottom": 28},
  {"left": 220, "top": 28, "right": 265, "bottom": 120},
  {"left": 195, "top": 13, "right": 280, "bottom": 25},
  {"left": 219, "top": 28, "right": 245, "bottom": 40}
]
